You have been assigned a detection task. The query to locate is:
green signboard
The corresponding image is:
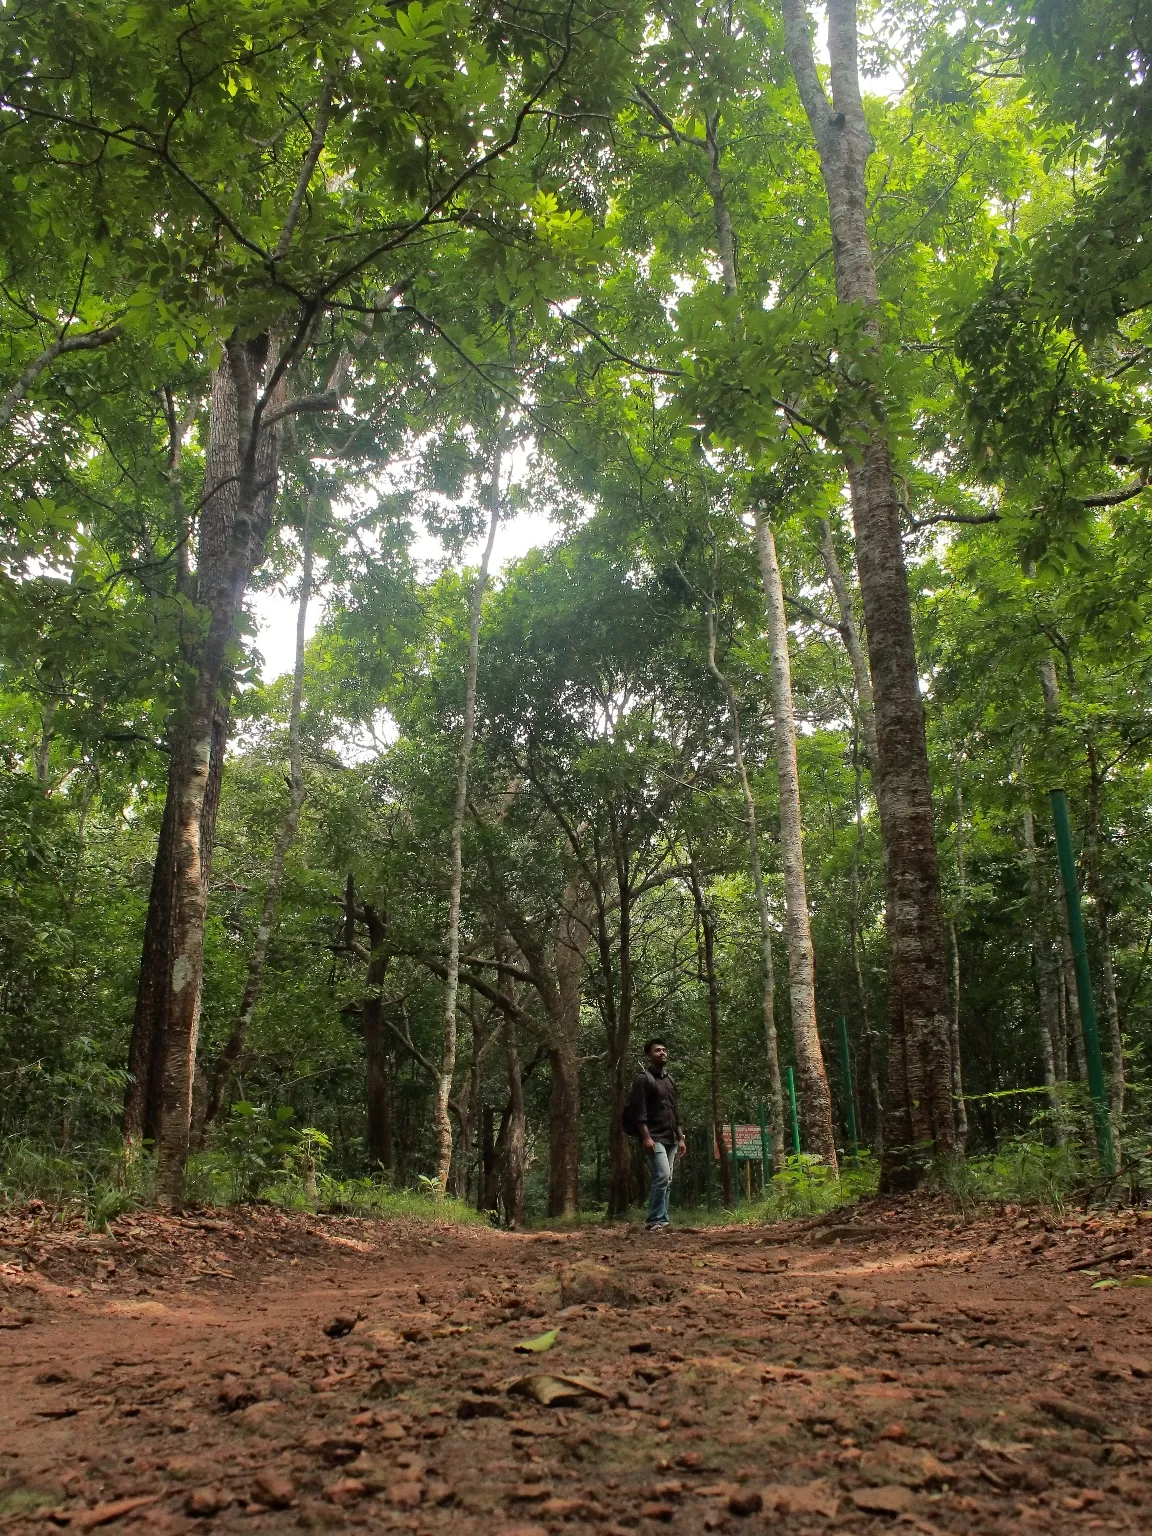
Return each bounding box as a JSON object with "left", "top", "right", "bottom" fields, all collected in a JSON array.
[{"left": 714, "top": 1124, "right": 766, "bottom": 1162}]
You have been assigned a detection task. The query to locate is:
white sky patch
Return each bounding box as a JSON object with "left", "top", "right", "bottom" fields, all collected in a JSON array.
[{"left": 252, "top": 439, "right": 560, "bottom": 680}]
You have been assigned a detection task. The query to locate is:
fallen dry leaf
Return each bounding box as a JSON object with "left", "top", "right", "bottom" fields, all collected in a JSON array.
[
  {"left": 506, "top": 1372, "right": 610, "bottom": 1405},
  {"left": 70, "top": 1495, "right": 165, "bottom": 1530},
  {"left": 852, "top": 1484, "right": 915, "bottom": 1515},
  {"left": 760, "top": 1481, "right": 840, "bottom": 1518}
]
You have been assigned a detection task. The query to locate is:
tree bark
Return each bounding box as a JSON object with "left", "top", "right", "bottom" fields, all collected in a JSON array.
[
  {"left": 782, "top": 0, "right": 956, "bottom": 1187},
  {"left": 154, "top": 336, "right": 285, "bottom": 1205},
  {"left": 705, "top": 114, "right": 738, "bottom": 298},
  {"left": 547, "top": 1041, "right": 581, "bottom": 1217},
  {"left": 1035, "top": 653, "right": 1097, "bottom": 1096},
  {"left": 704, "top": 607, "right": 786, "bottom": 1169},
  {"left": 689, "top": 860, "right": 733, "bottom": 1208},
  {"left": 818, "top": 518, "right": 879, "bottom": 771},
  {"left": 850, "top": 731, "right": 884, "bottom": 1152},
  {"left": 200, "top": 499, "right": 316, "bottom": 1137},
  {"left": 496, "top": 874, "right": 591, "bottom": 1218},
  {"left": 754, "top": 514, "right": 838, "bottom": 1171},
  {"left": 434, "top": 423, "right": 504, "bottom": 1195},
  {"left": 480, "top": 1104, "right": 495, "bottom": 1212},
  {"left": 544, "top": 885, "right": 591, "bottom": 1216},
  {"left": 1020, "top": 785, "right": 1065, "bottom": 1140},
  {"left": 1054, "top": 965, "right": 1069, "bottom": 1083},
  {"left": 1059, "top": 919, "right": 1088, "bottom": 1082},
  {"left": 123, "top": 388, "right": 214, "bottom": 1148},
  {"left": 123, "top": 701, "right": 228, "bottom": 1147},
  {"left": 503, "top": 1013, "right": 526, "bottom": 1228},
  {"left": 1086, "top": 740, "right": 1124, "bottom": 1133},
  {"left": 948, "top": 777, "right": 968, "bottom": 1147},
  {"left": 357, "top": 905, "right": 393, "bottom": 1173},
  {"left": 461, "top": 995, "right": 490, "bottom": 1205},
  {"left": 605, "top": 860, "right": 635, "bottom": 1218}
]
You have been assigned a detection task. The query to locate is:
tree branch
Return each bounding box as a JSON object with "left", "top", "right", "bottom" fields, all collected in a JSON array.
[
  {"left": 0, "top": 324, "right": 121, "bottom": 429},
  {"left": 906, "top": 511, "right": 1001, "bottom": 531},
  {"left": 783, "top": 591, "right": 847, "bottom": 634},
  {"left": 1081, "top": 475, "right": 1150, "bottom": 509},
  {"left": 273, "top": 70, "right": 336, "bottom": 262}
]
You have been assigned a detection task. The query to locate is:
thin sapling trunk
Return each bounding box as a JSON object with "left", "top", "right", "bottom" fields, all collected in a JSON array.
[
  {"left": 434, "top": 422, "right": 505, "bottom": 1195},
  {"left": 949, "top": 775, "right": 968, "bottom": 1147},
  {"left": 704, "top": 606, "right": 786, "bottom": 1170},
  {"left": 690, "top": 860, "right": 733, "bottom": 1208},
  {"left": 1020, "top": 774, "right": 1065, "bottom": 1140},
  {"left": 754, "top": 513, "right": 838, "bottom": 1171}
]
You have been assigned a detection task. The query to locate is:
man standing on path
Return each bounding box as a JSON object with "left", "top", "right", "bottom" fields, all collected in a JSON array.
[{"left": 627, "top": 1039, "right": 686, "bottom": 1232}]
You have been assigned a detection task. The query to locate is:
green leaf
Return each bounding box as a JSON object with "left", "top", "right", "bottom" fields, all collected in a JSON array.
[
  {"left": 514, "top": 1328, "right": 560, "bottom": 1353},
  {"left": 1091, "top": 1278, "right": 1120, "bottom": 1290}
]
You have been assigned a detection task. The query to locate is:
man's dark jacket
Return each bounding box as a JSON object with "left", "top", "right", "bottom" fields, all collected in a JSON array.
[{"left": 626, "top": 1068, "right": 681, "bottom": 1147}]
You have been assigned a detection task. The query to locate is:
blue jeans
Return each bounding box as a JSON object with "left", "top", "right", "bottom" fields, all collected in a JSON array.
[{"left": 645, "top": 1141, "right": 676, "bottom": 1226}]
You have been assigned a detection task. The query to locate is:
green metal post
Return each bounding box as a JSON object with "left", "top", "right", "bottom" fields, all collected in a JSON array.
[
  {"left": 730, "top": 1115, "right": 739, "bottom": 1207},
  {"left": 1049, "top": 789, "right": 1115, "bottom": 1171},
  {"left": 758, "top": 1099, "right": 771, "bottom": 1190},
  {"left": 838, "top": 1015, "right": 859, "bottom": 1160},
  {"left": 786, "top": 1067, "right": 802, "bottom": 1159}
]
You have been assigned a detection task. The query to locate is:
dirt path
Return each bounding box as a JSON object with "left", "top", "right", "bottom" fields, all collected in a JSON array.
[{"left": 2, "top": 1196, "right": 1151, "bottom": 1534}]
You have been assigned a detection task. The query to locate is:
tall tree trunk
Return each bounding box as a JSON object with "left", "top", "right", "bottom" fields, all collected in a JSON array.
[
  {"left": 1054, "top": 967, "right": 1070, "bottom": 1083},
  {"left": 34, "top": 697, "right": 57, "bottom": 786},
  {"left": 679, "top": 89, "right": 807, "bottom": 1176},
  {"left": 504, "top": 1014, "right": 525, "bottom": 1228},
  {"left": 1035, "top": 653, "right": 1094, "bottom": 1095},
  {"left": 606, "top": 869, "right": 635, "bottom": 1218},
  {"left": 818, "top": 518, "right": 879, "bottom": 771},
  {"left": 124, "top": 752, "right": 180, "bottom": 1148},
  {"left": 463, "top": 997, "right": 489, "bottom": 1205},
  {"left": 359, "top": 907, "right": 393, "bottom": 1172},
  {"left": 1020, "top": 782, "right": 1065, "bottom": 1140},
  {"left": 480, "top": 1104, "right": 495, "bottom": 1212},
  {"left": 754, "top": 514, "right": 839, "bottom": 1171},
  {"left": 547, "top": 1041, "right": 581, "bottom": 1218},
  {"left": 948, "top": 776, "right": 969, "bottom": 1147},
  {"left": 687, "top": 102, "right": 792, "bottom": 1176},
  {"left": 1086, "top": 741, "right": 1124, "bottom": 1133},
  {"left": 545, "top": 882, "right": 592, "bottom": 1216},
  {"left": 782, "top": 0, "right": 956, "bottom": 1187},
  {"left": 200, "top": 499, "right": 316, "bottom": 1138},
  {"left": 850, "top": 733, "right": 884, "bottom": 1152},
  {"left": 704, "top": 607, "right": 786, "bottom": 1169},
  {"left": 154, "top": 337, "right": 285, "bottom": 1205},
  {"left": 124, "top": 394, "right": 200, "bottom": 1148},
  {"left": 1060, "top": 920, "right": 1088, "bottom": 1083},
  {"left": 434, "top": 424, "right": 504, "bottom": 1195},
  {"left": 690, "top": 861, "right": 733, "bottom": 1208},
  {"left": 124, "top": 706, "right": 228, "bottom": 1147}
]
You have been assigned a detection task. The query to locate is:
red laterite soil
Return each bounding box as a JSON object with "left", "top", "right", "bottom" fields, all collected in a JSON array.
[{"left": 2, "top": 1195, "right": 1151, "bottom": 1534}]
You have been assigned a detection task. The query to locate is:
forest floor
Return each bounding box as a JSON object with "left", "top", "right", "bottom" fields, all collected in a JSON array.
[{"left": 2, "top": 1195, "right": 1151, "bottom": 1535}]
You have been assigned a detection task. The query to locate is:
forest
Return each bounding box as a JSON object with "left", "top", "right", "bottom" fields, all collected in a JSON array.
[{"left": 2, "top": 0, "right": 1150, "bottom": 1227}]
